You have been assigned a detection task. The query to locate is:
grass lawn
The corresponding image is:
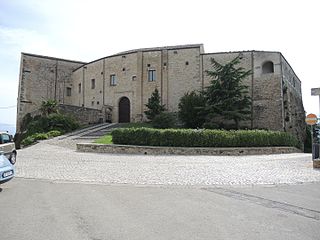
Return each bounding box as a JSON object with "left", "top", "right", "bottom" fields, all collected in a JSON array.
[{"left": 94, "top": 134, "right": 113, "bottom": 144}]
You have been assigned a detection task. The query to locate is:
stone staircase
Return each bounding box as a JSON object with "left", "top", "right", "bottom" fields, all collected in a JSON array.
[{"left": 57, "top": 123, "right": 119, "bottom": 141}]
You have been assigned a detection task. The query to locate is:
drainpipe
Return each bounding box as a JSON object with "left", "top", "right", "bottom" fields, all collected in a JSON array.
[
  {"left": 251, "top": 51, "right": 254, "bottom": 129},
  {"left": 83, "top": 66, "right": 86, "bottom": 107},
  {"left": 54, "top": 60, "right": 58, "bottom": 101},
  {"left": 103, "top": 59, "right": 105, "bottom": 106}
]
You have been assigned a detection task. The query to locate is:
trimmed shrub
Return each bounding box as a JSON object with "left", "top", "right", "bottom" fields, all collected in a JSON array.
[
  {"left": 21, "top": 136, "right": 35, "bottom": 146},
  {"left": 111, "top": 128, "right": 299, "bottom": 148},
  {"left": 32, "top": 133, "right": 48, "bottom": 140},
  {"left": 47, "top": 130, "right": 62, "bottom": 138},
  {"left": 47, "top": 113, "right": 79, "bottom": 132},
  {"left": 24, "top": 113, "right": 79, "bottom": 137}
]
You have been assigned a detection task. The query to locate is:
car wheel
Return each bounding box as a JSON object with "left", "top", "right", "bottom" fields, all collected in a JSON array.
[{"left": 10, "top": 152, "right": 16, "bottom": 165}]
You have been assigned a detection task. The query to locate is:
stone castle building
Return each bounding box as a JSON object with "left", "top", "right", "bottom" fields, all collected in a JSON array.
[{"left": 17, "top": 44, "right": 305, "bottom": 142}]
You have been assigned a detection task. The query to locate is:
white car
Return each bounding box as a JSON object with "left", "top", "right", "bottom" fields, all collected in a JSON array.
[
  {"left": 0, "top": 132, "right": 16, "bottom": 165},
  {"left": 0, "top": 153, "right": 14, "bottom": 184}
]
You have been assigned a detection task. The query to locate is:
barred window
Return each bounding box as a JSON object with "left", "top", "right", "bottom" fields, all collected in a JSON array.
[
  {"left": 148, "top": 70, "right": 156, "bottom": 82},
  {"left": 91, "top": 79, "right": 95, "bottom": 89},
  {"left": 66, "top": 87, "right": 72, "bottom": 96},
  {"left": 110, "top": 74, "right": 117, "bottom": 86}
]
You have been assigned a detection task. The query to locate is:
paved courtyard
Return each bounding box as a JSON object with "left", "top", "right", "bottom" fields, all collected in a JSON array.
[{"left": 15, "top": 138, "right": 320, "bottom": 185}]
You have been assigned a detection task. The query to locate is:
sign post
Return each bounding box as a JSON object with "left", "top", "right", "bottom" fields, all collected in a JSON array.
[
  {"left": 306, "top": 113, "right": 320, "bottom": 167},
  {"left": 311, "top": 88, "right": 320, "bottom": 117}
]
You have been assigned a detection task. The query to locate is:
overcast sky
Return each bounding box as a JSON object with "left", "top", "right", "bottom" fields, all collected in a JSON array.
[{"left": 0, "top": 0, "right": 319, "bottom": 125}]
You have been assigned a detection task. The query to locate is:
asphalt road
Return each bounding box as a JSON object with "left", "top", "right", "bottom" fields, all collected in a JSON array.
[{"left": 1, "top": 178, "right": 319, "bottom": 240}]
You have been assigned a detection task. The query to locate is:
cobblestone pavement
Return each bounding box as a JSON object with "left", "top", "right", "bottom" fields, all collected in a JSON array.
[{"left": 15, "top": 139, "right": 320, "bottom": 186}]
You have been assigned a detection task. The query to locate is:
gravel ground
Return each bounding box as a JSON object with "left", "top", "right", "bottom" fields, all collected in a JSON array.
[{"left": 15, "top": 139, "right": 320, "bottom": 186}]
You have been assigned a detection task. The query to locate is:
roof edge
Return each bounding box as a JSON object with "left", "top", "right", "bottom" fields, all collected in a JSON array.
[{"left": 22, "top": 52, "right": 86, "bottom": 64}]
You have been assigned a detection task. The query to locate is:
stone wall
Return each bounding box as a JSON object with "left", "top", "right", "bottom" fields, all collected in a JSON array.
[
  {"left": 201, "top": 51, "right": 253, "bottom": 128},
  {"left": 70, "top": 45, "right": 204, "bottom": 122},
  {"left": 251, "top": 51, "right": 283, "bottom": 131},
  {"left": 17, "top": 45, "right": 305, "bottom": 144},
  {"left": 77, "top": 143, "right": 301, "bottom": 156},
  {"left": 17, "top": 53, "right": 85, "bottom": 131},
  {"left": 58, "top": 104, "right": 102, "bottom": 125},
  {"left": 281, "top": 55, "right": 306, "bottom": 145}
]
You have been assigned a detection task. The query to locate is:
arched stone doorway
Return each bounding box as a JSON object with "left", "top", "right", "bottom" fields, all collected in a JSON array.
[{"left": 118, "top": 97, "right": 130, "bottom": 123}]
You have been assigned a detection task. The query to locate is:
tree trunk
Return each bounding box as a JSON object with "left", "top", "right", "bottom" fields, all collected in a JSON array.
[{"left": 235, "top": 119, "right": 239, "bottom": 130}]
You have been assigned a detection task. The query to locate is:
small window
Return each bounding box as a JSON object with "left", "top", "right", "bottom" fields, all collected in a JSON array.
[
  {"left": 132, "top": 75, "right": 137, "bottom": 81},
  {"left": 91, "top": 79, "right": 95, "bottom": 89},
  {"left": 163, "top": 62, "right": 167, "bottom": 67},
  {"left": 262, "top": 61, "right": 274, "bottom": 74},
  {"left": 91, "top": 101, "right": 94, "bottom": 106},
  {"left": 78, "top": 83, "right": 81, "bottom": 93},
  {"left": 147, "top": 64, "right": 151, "bottom": 67},
  {"left": 66, "top": 87, "right": 72, "bottom": 96},
  {"left": 110, "top": 74, "right": 117, "bottom": 86},
  {"left": 122, "top": 55, "right": 126, "bottom": 59},
  {"left": 185, "top": 61, "right": 189, "bottom": 65},
  {"left": 97, "top": 101, "right": 100, "bottom": 105},
  {"left": 122, "top": 68, "right": 126, "bottom": 71},
  {"left": 173, "top": 50, "right": 178, "bottom": 54},
  {"left": 148, "top": 70, "right": 156, "bottom": 82}
]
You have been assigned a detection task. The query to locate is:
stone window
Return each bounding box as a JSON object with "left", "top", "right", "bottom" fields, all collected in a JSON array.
[
  {"left": 148, "top": 70, "right": 156, "bottom": 82},
  {"left": 173, "top": 50, "right": 178, "bottom": 54},
  {"left": 262, "top": 61, "right": 274, "bottom": 74},
  {"left": 185, "top": 61, "right": 189, "bottom": 65},
  {"left": 91, "top": 79, "right": 95, "bottom": 89},
  {"left": 147, "top": 64, "right": 151, "bottom": 67},
  {"left": 78, "top": 83, "right": 81, "bottom": 93},
  {"left": 110, "top": 74, "right": 117, "bottom": 86},
  {"left": 97, "top": 101, "right": 100, "bottom": 105},
  {"left": 122, "top": 68, "right": 126, "bottom": 71},
  {"left": 132, "top": 75, "right": 137, "bottom": 81},
  {"left": 66, "top": 87, "right": 72, "bottom": 96}
]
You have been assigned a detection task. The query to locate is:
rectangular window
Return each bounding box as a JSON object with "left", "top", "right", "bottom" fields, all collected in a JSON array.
[
  {"left": 66, "top": 87, "right": 72, "bottom": 96},
  {"left": 110, "top": 74, "right": 116, "bottom": 86},
  {"left": 91, "top": 79, "right": 95, "bottom": 89},
  {"left": 78, "top": 83, "right": 81, "bottom": 93},
  {"left": 148, "top": 70, "right": 156, "bottom": 82}
]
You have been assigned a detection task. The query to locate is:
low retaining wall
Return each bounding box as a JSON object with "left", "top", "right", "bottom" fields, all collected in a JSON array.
[{"left": 77, "top": 143, "right": 301, "bottom": 156}]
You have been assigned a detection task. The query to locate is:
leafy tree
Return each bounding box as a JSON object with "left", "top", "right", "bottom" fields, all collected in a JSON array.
[
  {"left": 178, "top": 91, "right": 206, "bottom": 128},
  {"left": 40, "top": 99, "right": 58, "bottom": 116},
  {"left": 144, "top": 88, "right": 165, "bottom": 121},
  {"left": 152, "top": 112, "right": 177, "bottom": 129},
  {"left": 204, "top": 56, "right": 252, "bottom": 129}
]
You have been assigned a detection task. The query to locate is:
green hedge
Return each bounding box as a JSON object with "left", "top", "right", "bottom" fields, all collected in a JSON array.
[{"left": 111, "top": 128, "right": 299, "bottom": 148}]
